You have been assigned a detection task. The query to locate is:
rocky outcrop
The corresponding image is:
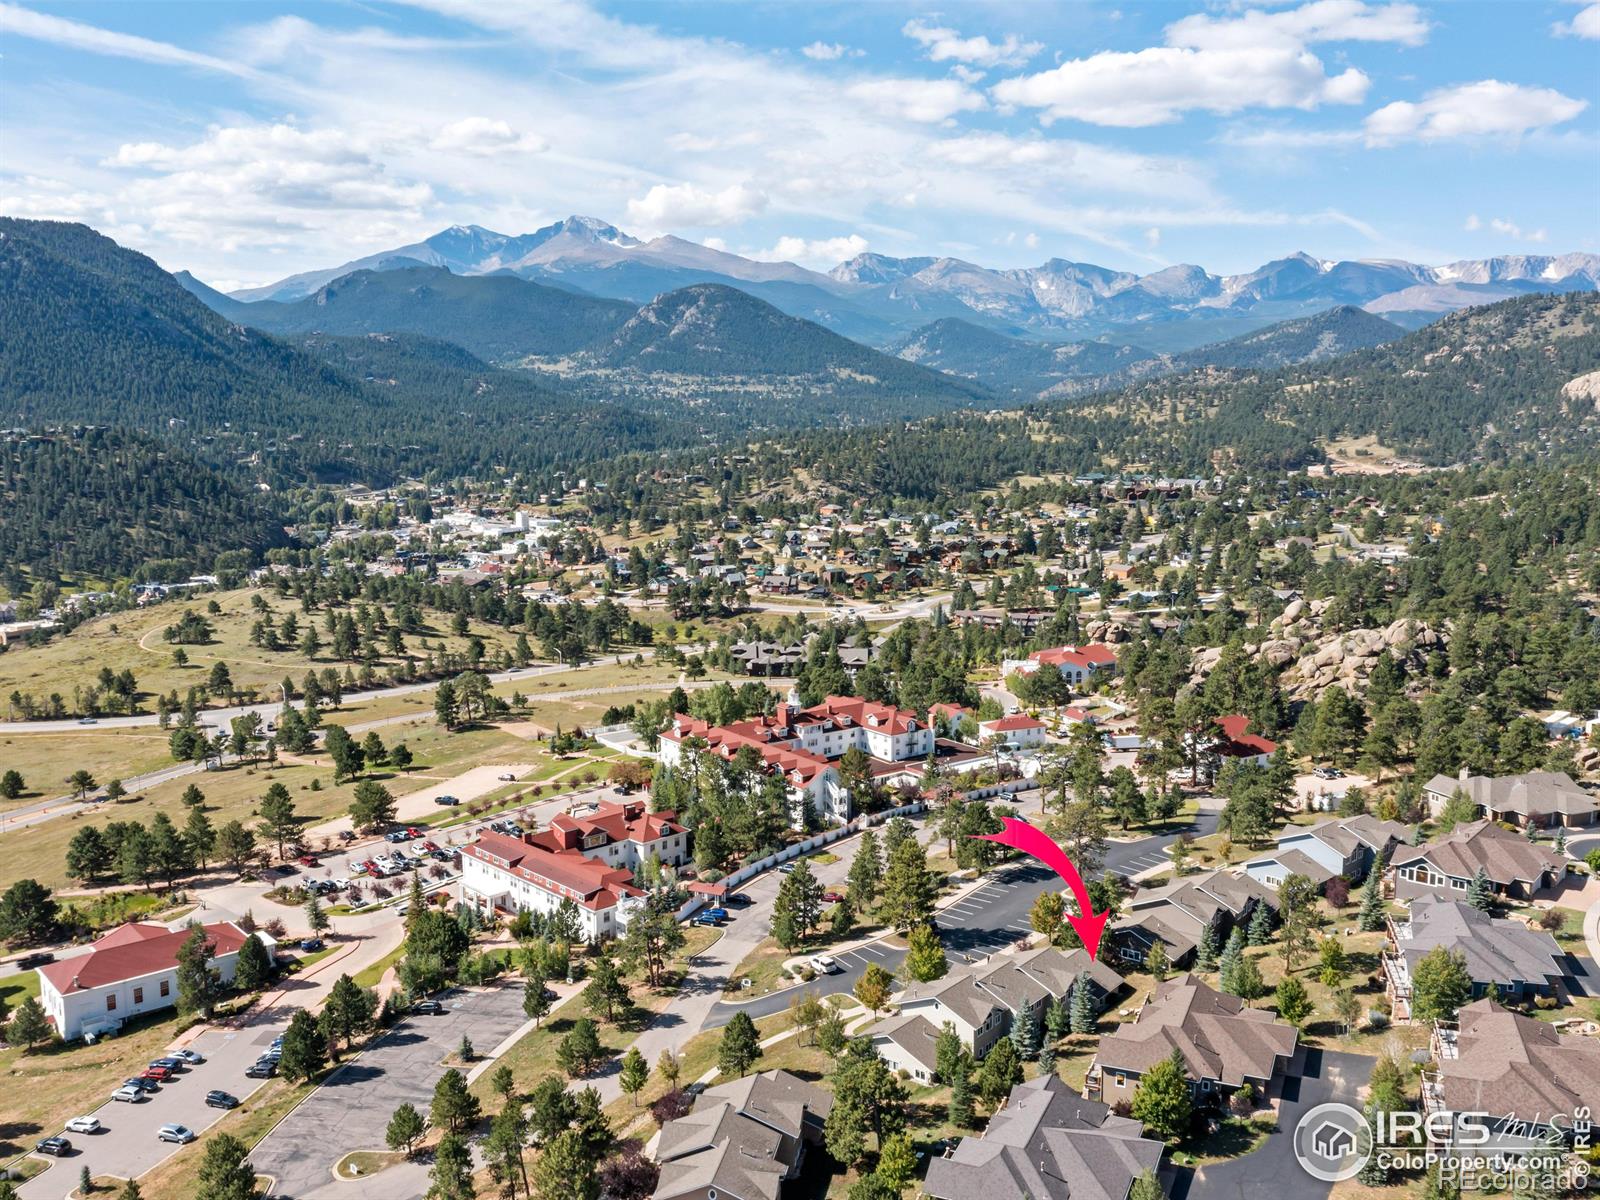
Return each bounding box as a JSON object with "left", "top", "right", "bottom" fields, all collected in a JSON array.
[{"left": 1188, "top": 601, "right": 1449, "bottom": 700}]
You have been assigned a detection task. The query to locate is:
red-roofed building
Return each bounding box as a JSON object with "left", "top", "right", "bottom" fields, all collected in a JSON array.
[
  {"left": 976, "top": 713, "right": 1048, "bottom": 750},
  {"left": 460, "top": 828, "right": 646, "bottom": 942},
  {"left": 1003, "top": 644, "right": 1119, "bottom": 686},
  {"left": 657, "top": 694, "right": 933, "bottom": 826},
  {"left": 38, "top": 921, "right": 272, "bottom": 1041},
  {"left": 1211, "top": 715, "right": 1279, "bottom": 766},
  {"left": 529, "top": 799, "right": 689, "bottom": 873}
]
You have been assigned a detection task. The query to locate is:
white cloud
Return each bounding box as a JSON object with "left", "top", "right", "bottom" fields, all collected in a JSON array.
[
  {"left": 1464, "top": 214, "right": 1481, "bottom": 231},
  {"left": 1552, "top": 2, "right": 1600, "bottom": 38},
  {"left": 902, "top": 18, "right": 1041, "bottom": 69},
  {"left": 1364, "top": 80, "right": 1588, "bottom": 144},
  {"left": 846, "top": 78, "right": 987, "bottom": 123},
  {"left": 1165, "top": 1, "right": 1429, "bottom": 52},
  {"left": 924, "top": 131, "right": 1214, "bottom": 200},
  {"left": 0, "top": 2, "right": 265, "bottom": 79},
  {"left": 430, "top": 117, "right": 546, "bottom": 155},
  {"left": 800, "top": 41, "right": 855, "bottom": 60},
  {"left": 758, "top": 233, "right": 869, "bottom": 268},
  {"left": 625, "top": 181, "right": 767, "bottom": 228},
  {"left": 995, "top": 46, "right": 1368, "bottom": 127},
  {"left": 1145, "top": 227, "right": 1161, "bottom": 248},
  {"left": 991, "top": 0, "right": 1433, "bottom": 126}
]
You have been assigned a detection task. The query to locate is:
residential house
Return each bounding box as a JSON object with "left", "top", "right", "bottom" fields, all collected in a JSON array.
[
  {"left": 1421, "top": 999, "right": 1600, "bottom": 1144},
  {"left": 1209, "top": 715, "right": 1278, "bottom": 768},
  {"left": 653, "top": 1070, "right": 832, "bottom": 1200},
  {"left": 38, "top": 921, "right": 274, "bottom": 1041},
  {"left": 1111, "top": 869, "right": 1278, "bottom": 968},
  {"left": 1003, "top": 645, "right": 1120, "bottom": 686},
  {"left": 924, "top": 1075, "right": 1164, "bottom": 1200},
  {"left": 1389, "top": 821, "right": 1567, "bottom": 903},
  {"left": 870, "top": 945, "right": 1123, "bottom": 1078},
  {"left": 1085, "top": 974, "right": 1298, "bottom": 1103},
  {"left": 1242, "top": 815, "right": 1410, "bottom": 890},
  {"left": 1421, "top": 769, "right": 1598, "bottom": 829},
  {"left": 1382, "top": 897, "right": 1572, "bottom": 1023},
  {"left": 976, "top": 713, "right": 1048, "bottom": 751}
]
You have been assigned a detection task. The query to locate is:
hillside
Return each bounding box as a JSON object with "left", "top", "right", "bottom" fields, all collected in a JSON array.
[
  {"left": 892, "top": 306, "right": 1404, "bottom": 400},
  {"left": 188, "top": 264, "right": 636, "bottom": 362},
  {"left": 0, "top": 219, "right": 699, "bottom": 486},
  {"left": 543, "top": 284, "right": 995, "bottom": 429},
  {"left": 0, "top": 427, "right": 291, "bottom": 581}
]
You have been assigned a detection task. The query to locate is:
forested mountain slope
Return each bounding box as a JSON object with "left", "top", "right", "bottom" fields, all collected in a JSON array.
[
  {"left": 186, "top": 264, "right": 636, "bottom": 362},
  {"left": 0, "top": 428, "right": 291, "bottom": 581}
]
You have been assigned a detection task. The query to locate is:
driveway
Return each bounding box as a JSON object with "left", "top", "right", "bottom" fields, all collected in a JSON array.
[
  {"left": 249, "top": 981, "right": 529, "bottom": 1198},
  {"left": 1175, "top": 1047, "right": 1374, "bottom": 1200}
]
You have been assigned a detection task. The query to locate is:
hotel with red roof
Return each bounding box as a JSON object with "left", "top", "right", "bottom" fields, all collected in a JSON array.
[
  {"left": 1001, "top": 644, "right": 1120, "bottom": 686},
  {"left": 459, "top": 799, "right": 688, "bottom": 940},
  {"left": 657, "top": 693, "right": 935, "bottom": 826}
]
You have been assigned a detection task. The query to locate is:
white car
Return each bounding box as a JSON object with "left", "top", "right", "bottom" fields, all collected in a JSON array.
[
  {"left": 809, "top": 955, "right": 840, "bottom": 975},
  {"left": 65, "top": 1116, "right": 101, "bottom": 1134},
  {"left": 331, "top": 878, "right": 351, "bottom": 890},
  {"left": 157, "top": 1124, "right": 196, "bottom": 1144},
  {"left": 111, "top": 1086, "right": 146, "bottom": 1103}
]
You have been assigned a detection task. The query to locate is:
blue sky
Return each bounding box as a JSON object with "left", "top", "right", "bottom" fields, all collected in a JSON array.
[{"left": 1, "top": 0, "right": 1596, "bottom": 289}]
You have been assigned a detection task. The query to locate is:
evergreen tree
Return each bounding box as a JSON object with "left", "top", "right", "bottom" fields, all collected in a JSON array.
[
  {"left": 934, "top": 1022, "right": 963, "bottom": 1084},
  {"left": 1247, "top": 903, "right": 1274, "bottom": 945},
  {"left": 1069, "top": 974, "right": 1097, "bottom": 1035},
  {"left": 1275, "top": 976, "right": 1314, "bottom": 1026},
  {"left": 430, "top": 1067, "right": 481, "bottom": 1134},
  {"left": 193, "top": 1134, "right": 256, "bottom": 1200},
  {"left": 619, "top": 1046, "right": 649, "bottom": 1106},
  {"left": 1009, "top": 1003, "right": 1040, "bottom": 1060},
  {"left": 581, "top": 954, "right": 630, "bottom": 1024},
  {"left": 977, "top": 1038, "right": 1022, "bottom": 1109},
  {"left": 879, "top": 835, "right": 936, "bottom": 932},
  {"left": 175, "top": 924, "right": 221, "bottom": 1018},
  {"left": 1195, "top": 924, "right": 1218, "bottom": 971},
  {"left": 1357, "top": 869, "right": 1387, "bottom": 932},
  {"left": 386, "top": 1102, "right": 425, "bottom": 1156},
  {"left": 429, "top": 1132, "right": 476, "bottom": 1200},
  {"left": 1144, "top": 941, "right": 1169, "bottom": 981},
  {"left": 1230, "top": 954, "right": 1266, "bottom": 1001},
  {"left": 279, "top": 1008, "right": 326, "bottom": 1082},
  {"left": 1218, "top": 928, "right": 1245, "bottom": 992},
  {"left": 535, "top": 1131, "right": 598, "bottom": 1200},
  {"left": 233, "top": 933, "right": 273, "bottom": 992},
  {"left": 947, "top": 1053, "right": 977, "bottom": 1128},
  {"left": 1045, "top": 994, "right": 1070, "bottom": 1042},
  {"left": 1465, "top": 867, "right": 1495, "bottom": 913},
  {"left": 1129, "top": 1171, "right": 1165, "bottom": 1200},
  {"left": 557, "top": 1018, "right": 604, "bottom": 1077},
  {"left": 7, "top": 997, "right": 51, "bottom": 1050},
  {"left": 719, "top": 1011, "right": 762, "bottom": 1077}
]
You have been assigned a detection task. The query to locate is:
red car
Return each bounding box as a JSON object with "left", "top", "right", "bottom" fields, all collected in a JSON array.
[
  {"left": 298, "top": 854, "right": 317, "bottom": 867},
  {"left": 406, "top": 827, "right": 424, "bottom": 839},
  {"left": 140, "top": 1066, "right": 172, "bottom": 1081},
  {"left": 822, "top": 891, "right": 845, "bottom": 904},
  {"left": 420, "top": 840, "right": 439, "bottom": 852}
]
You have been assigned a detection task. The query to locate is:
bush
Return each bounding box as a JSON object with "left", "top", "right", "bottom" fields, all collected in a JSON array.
[
  {"left": 1366, "top": 1009, "right": 1389, "bottom": 1031},
  {"left": 1537, "top": 909, "right": 1565, "bottom": 931},
  {"left": 1534, "top": 994, "right": 1558, "bottom": 1010},
  {"left": 651, "top": 1089, "right": 693, "bottom": 1123},
  {"left": 1324, "top": 877, "right": 1350, "bottom": 907}
]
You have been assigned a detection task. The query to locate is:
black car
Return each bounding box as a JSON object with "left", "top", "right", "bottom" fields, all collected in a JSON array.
[
  {"left": 412, "top": 999, "right": 445, "bottom": 1015},
  {"left": 337, "top": 829, "right": 358, "bottom": 842},
  {"left": 245, "top": 1060, "right": 277, "bottom": 1079},
  {"left": 122, "top": 1076, "right": 161, "bottom": 1093},
  {"left": 205, "top": 1090, "right": 240, "bottom": 1109},
  {"left": 36, "top": 1136, "right": 72, "bottom": 1156},
  {"left": 16, "top": 951, "right": 55, "bottom": 968}
]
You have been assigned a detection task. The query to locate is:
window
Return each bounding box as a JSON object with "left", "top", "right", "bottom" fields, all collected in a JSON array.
[
  {"left": 133, "top": 987, "right": 144, "bottom": 1004},
  {"left": 1115, "top": 1073, "right": 1125, "bottom": 1088},
  {"left": 160, "top": 980, "right": 170, "bottom": 997},
  {"left": 106, "top": 995, "right": 117, "bottom": 1011}
]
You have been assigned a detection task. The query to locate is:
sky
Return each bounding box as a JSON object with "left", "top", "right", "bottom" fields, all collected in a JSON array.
[{"left": 1, "top": 0, "right": 1597, "bottom": 291}]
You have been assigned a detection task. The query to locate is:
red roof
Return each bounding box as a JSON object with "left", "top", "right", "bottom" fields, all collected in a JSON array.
[
  {"left": 982, "top": 714, "right": 1045, "bottom": 732},
  {"left": 1029, "top": 644, "right": 1118, "bottom": 671},
  {"left": 1213, "top": 714, "right": 1278, "bottom": 757},
  {"left": 39, "top": 922, "right": 251, "bottom": 995},
  {"left": 532, "top": 800, "right": 683, "bottom": 854},
  {"left": 465, "top": 831, "right": 642, "bottom": 911}
]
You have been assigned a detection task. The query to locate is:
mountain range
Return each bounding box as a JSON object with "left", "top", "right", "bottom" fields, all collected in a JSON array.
[{"left": 217, "top": 215, "right": 1600, "bottom": 349}]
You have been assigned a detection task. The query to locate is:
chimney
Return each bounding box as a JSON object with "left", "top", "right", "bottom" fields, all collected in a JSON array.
[
  {"left": 775, "top": 702, "right": 790, "bottom": 729},
  {"left": 1458, "top": 766, "right": 1469, "bottom": 781}
]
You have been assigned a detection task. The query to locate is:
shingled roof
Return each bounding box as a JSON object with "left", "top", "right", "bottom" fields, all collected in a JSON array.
[
  {"left": 39, "top": 921, "right": 251, "bottom": 995},
  {"left": 653, "top": 1070, "right": 833, "bottom": 1200},
  {"left": 1392, "top": 898, "right": 1567, "bottom": 992},
  {"left": 1093, "top": 974, "right": 1298, "bottom": 1087},
  {"left": 1423, "top": 771, "right": 1598, "bottom": 823},
  {"left": 1435, "top": 1000, "right": 1600, "bottom": 1126},
  {"left": 1391, "top": 822, "right": 1565, "bottom": 889},
  {"left": 924, "top": 1075, "right": 1163, "bottom": 1200}
]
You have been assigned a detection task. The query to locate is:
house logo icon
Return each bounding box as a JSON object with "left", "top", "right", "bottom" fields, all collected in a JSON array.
[{"left": 1293, "top": 1102, "right": 1372, "bottom": 1182}]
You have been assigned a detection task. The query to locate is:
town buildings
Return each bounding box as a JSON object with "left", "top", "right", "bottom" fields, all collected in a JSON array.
[
  {"left": 652, "top": 1070, "right": 832, "bottom": 1200},
  {"left": 1242, "top": 814, "right": 1410, "bottom": 890}
]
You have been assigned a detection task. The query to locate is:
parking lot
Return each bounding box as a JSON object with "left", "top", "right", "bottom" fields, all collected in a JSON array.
[
  {"left": 19, "top": 1010, "right": 290, "bottom": 1200},
  {"left": 250, "top": 981, "right": 529, "bottom": 1198}
]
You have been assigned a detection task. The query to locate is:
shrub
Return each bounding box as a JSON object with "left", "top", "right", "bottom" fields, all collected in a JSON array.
[
  {"left": 1324, "top": 877, "right": 1350, "bottom": 907},
  {"left": 651, "top": 1089, "right": 693, "bottom": 1123},
  {"left": 1366, "top": 1009, "right": 1390, "bottom": 1031},
  {"left": 1537, "top": 909, "right": 1565, "bottom": 931}
]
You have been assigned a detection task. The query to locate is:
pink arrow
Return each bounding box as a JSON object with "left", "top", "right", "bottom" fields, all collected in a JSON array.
[{"left": 974, "top": 817, "right": 1109, "bottom": 960}]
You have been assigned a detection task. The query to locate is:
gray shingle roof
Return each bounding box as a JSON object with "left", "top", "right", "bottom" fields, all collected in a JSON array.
[
  {"left": 1438, "top": 1000, "right": 1600, "bottom": 1125},
  {"left": 1423, "top": 771, "right": 1598, "bottom": 821},
  {"left": 1093, "top": 974, "right": 1298, "bottom": 1087},
  {"left": 924, "top": 1075, "right": 1164, "bottom": 1200},
  {"left": 1394, "top": 898, "right": 1566, "bottom": 991},
  {"left": 653, "top": 1071, "right": 833, "bottom": 1200},
  {"left": 1391, "top": 821, "right": 1565, "bottom": 889}
]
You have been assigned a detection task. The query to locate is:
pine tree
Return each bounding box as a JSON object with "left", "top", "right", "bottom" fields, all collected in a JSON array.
[
  {"left": 194, "top": 1134, "right": 256, "bottom": 1200},
  {"left": 1218, "top": 928, "right": 1246, "bottom": 992},
  {"left": 386, "top": 1102, "right": 425, "bottom": 1156},
  {"left": 430, "top": 1067, "right": 481, "bottom": 1134},
  {"left": 1247, "top": 904, "right": 1273, "bottom": 945},
  {"left": 1129, "top": 1171, "right": 1165, "bottom": 1200},
  {"left": 619, "top": 1046, "right": 648, "bottom": 1105},
  {"left": 1130, "top": 1050, "right": 1193, "bottom": 1142},
  {"left": 1195, "top": 924, "right": 1218, "bottom": 971},
  {"left": 1465, "top": 867, "right": 1495, "bottom": 913},
  {"left": 1010, "top": 1003, "right": 1040, "bottom": 1060},
  {"left": 947, "top": 1053, "right": 976, "bottom": 1127},
  {"left": 1230, "top": 954, "right": 1266, "bottom": 1001},
  {"left": 719, "top": 1011, "right": 761, "bottom": 1077},
  {"left": 934, "top": 1022, "right": 963, "bottom": 1085},
  {"left": 1038, "top": 1044, "right": 1057, "bottom": 1075},
  {"left": 1069, "top": 973, "right": 1097, "bottom": 1035},
  {"left": 1144, "top": 941, "right": 1169, "bottom": 980},
  {"left": 1275, "top": 976, "right": 1313, "bottom": 1026},
  {"left": 978, "top": 1038, "right": 1022, "bottom": 1109},
  {"left": 1357, "top": 869, "right": 1387, "bottom": 932},
  {"left": 1045, "top": 994, "right": 1070, "bottom": 1042}
]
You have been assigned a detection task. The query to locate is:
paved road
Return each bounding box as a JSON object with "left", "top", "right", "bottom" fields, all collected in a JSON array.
[
  {"left": 702, "top": 804, "right": 1219, "bottom": 1027},
  {"left": 1175, "top": 1047, "right": 1373, "bottom": 1200},
  {"left": 250, "top": 982, "right": 530, "bottom": 1198}
]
